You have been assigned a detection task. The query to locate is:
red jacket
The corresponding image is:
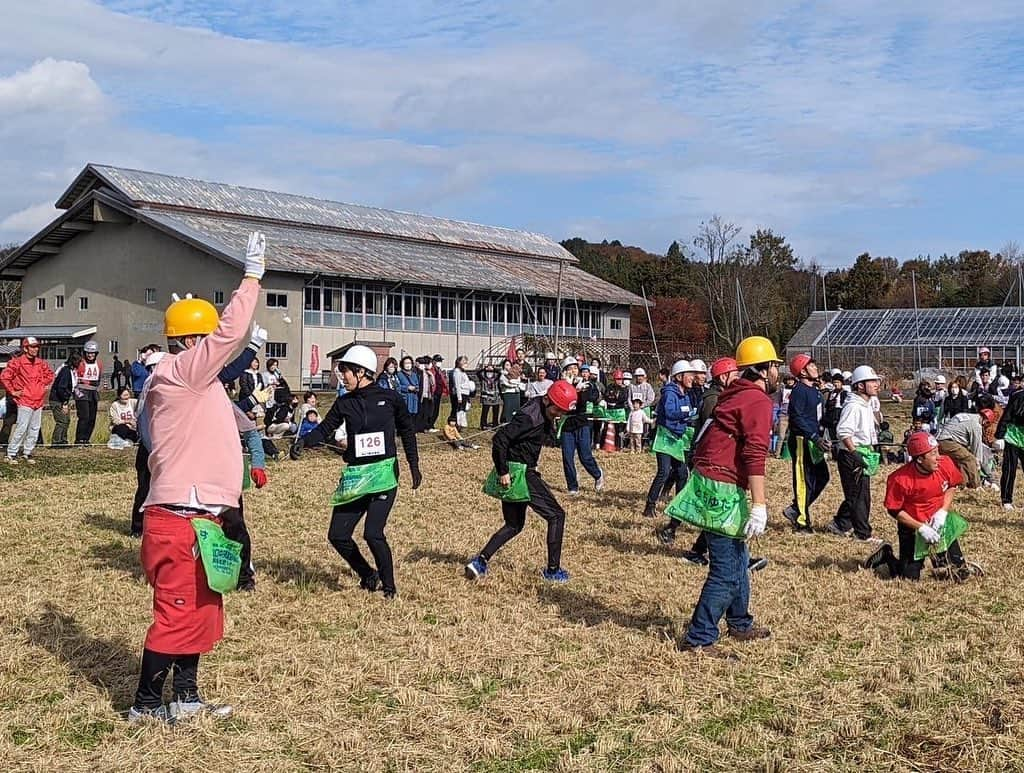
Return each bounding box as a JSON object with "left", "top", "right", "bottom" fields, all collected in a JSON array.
[
  {"left": 1, "top": 354, "right": 56, "bottom": 410},
  {"left": 692, "top": 377, "right": 772, "bottom": 489}
]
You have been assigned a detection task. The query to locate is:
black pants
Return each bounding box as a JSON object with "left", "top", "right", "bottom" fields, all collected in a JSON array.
[
  {"left": 480, "top": 404, "right": 500, "bottom": 428},
  {"left": 880, "top": 524, "right": 964, "bottom": 580},
  {"left": 500, "top": 392, "right": 520, "bottom": 424},
  {"left": 112, "top": 424, "right": 140, "bottom": 443},
  {"left": 428, "top": 394, "right": 442, "bottom": 428},
  {"left": 480, "top": 469, "right": 565, "bottom": 572},
  {"left": 221, "top": 502, "right": 254, "bottom": 586},
  {"left": 1001, "top": 443, "right": 1024, "bottom": 505},
  {"left": 131, "top": 444, "right": 151, "bottom": 535},
  {"left": 75, "top": 398, "right": 98, "bottom": 444},
  {"left": 833, "top": 450, "right": 872, "bottom": 539},
  {"left": 448, "top": 394, "right": 460, "bottom": 424},
  {"left": 0, "top": 397, "right": 17, "bottom": 446},
  {"left": 133, "top": 649, "right": 199, "bottom": 709},
  {"left": 788, "top": 434, "right": 830, "bottom": 528},
  {"left": 416, "top": 398, "right": 435, "bottom": 432},
  {"left": 646, "top": 452, "right": 687, "bottom": 508},
  {"left": 328, "top": 488, "right": 398, "bottom": 593}
]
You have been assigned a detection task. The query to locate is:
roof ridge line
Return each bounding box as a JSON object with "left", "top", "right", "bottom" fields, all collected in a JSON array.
[{"left": 137, "top": 202, "right": 567, "bottom": 263}]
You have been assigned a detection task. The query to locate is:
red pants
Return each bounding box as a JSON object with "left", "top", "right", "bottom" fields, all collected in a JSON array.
[{"left": 141, "top": 507, "right": 224, "bottom": 654}]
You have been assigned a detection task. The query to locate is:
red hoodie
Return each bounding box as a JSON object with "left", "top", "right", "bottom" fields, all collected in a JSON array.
[{"left": 692, "top": 377, "right": 772, "bottom": 489}]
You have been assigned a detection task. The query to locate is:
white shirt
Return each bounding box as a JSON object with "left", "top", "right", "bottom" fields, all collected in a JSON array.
[{"left": 836, "top": 393, "right": 877, "bottom": 446}]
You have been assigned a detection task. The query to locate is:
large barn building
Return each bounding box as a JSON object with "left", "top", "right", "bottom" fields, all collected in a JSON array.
[{"left": 0, "top": 164, "right": 644, "bottom": 384}]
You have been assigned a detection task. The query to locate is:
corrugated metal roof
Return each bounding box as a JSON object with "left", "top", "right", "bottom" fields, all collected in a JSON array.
[
  {"left": 785, "top": 311, "right": 828, "bottom": 350},
  {"left": 70, "top": 164, "right": 575, "bottom": 262},
  {"left": 0, "top": 325, "right": 97, "bottom": 340},
  {"left": 138, "top": 207, "right": 641, "bottom": 306}
]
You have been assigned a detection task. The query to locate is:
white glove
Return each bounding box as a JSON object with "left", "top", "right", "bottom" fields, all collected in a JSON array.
[
  {"left": 930, "top": 509, "right": 948, "bottom": 531},
  {"left": 599, "top": 400, "right": 607, "bottom": 409},
  {"left": 250, "top": 322, "right": 268, "bottom": 348},
  {"left": 917, "top": 523, "right": 941, "bottom": 544},
  {"left": 245, "top": 231, "right": 266, "bottom": 280},
  {"left": 744, "top": 503, "right": 767, "bottom": 539}
]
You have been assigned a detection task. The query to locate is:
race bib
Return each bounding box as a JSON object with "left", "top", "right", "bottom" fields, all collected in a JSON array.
[{"left": 355, "top": 431, "right": 385, "bottom": 458}]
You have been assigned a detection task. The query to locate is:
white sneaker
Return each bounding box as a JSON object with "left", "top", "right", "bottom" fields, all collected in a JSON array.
[
  {"left": 567, "top": 490, "right": 580, "bottom": 497},
  {"left": 23, "top": 456, "right": 35, "bottom": 465},
  {"left": 4, "top": 456, "right": 17, "bottom": 465},
  {"left": 595, "top": 474, "right": 605, "bottom": 492},
  {"left": 1003, "top": 503, "right": 1015, "bottom": 512},
  {"left": 168, "top": 699, "right": 233, "bottom": 721},
  {"left": 127, "top": 705, "right": 173, "bottom": 724}
]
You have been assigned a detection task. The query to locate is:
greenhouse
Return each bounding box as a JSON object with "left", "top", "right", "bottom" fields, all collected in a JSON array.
[{"left": 785, "top": 306, "right": 1024, "bottom": 376}]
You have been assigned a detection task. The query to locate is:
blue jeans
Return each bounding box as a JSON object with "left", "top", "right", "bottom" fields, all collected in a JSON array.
[
  {"left": 645, "top": 452, "right": 688, "bottom": 507},
  {"left": 561, "top": 424, "right": 602, "bottom": 492},
  {"left": 684, "top": 532, "right": 753, "bottom": 646}
]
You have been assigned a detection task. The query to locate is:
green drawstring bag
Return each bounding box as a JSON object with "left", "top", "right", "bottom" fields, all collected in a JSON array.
[
  {"left": 779, "top": 431, "right": 791, "bottom": 461},
  {"left": 330, "top": 458, "right": 399, "bottom": 505},
  {"left": 483, "top": 461, "right": 531, "bottom": 502},
  {"left": 191, "top": 518, "right": 243, "bottom": 594},
  {"left": 242, "top": 454, "right": 251, "bottom": 492},
  {"left": 665, "top": 470, "right": 750, "bottom": 539},
  {"left": 856, "top": 445, "right": 881, "bottom": 476},
  {"left": 1005, "top": 424, "right": 1024, "bottom": 449},
  {"left": 914, "top": 511, "right": 969, "bottom": 560},
  {"left": 651, "top": 425, "right": 693, "bottom": 460},
  {"left": 809, "top": 439, "right": 826, "bottom": 464}
]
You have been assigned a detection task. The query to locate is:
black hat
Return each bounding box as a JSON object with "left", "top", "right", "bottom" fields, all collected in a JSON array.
[{"left": 432, "top": 354, "right": 444, "bottom": 362}]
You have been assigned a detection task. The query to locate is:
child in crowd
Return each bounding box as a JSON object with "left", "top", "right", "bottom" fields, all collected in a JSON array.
[
  {"left": 903, "top": 418, "right": 925, "bottom": 462},
  {"left": 299, "top": 409, "right": 320, "bottom": 438},
  {"left": 877, "top": 421, "right": 898, "bottom": 464},
  {"left": 443, "top": 416, "right": 479, "bottom": 451},
  {"left": 626, "top": 398, "right": 652, "bottom": 452}
]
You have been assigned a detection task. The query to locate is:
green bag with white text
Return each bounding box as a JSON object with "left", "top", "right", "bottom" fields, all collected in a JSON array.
[
  {"left": 191, "top": 518, "right": 243, "bottom": 594},
  {"left": 330, "top": 458, "right": 399, "bottom": 505},
  {"left": 651, "top": 425, "right": 693, "bottom": 461},
  {"left": 665, "top": 470, "right": 750, "bottom": 539}
]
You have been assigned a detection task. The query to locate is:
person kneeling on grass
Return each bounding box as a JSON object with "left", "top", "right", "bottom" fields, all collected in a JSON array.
[
  {"left": 863, "top": 431, "right": 972, "bottom": 581},
  {"left": 465, "top": 379, "right": 578, "bottom": 583}
]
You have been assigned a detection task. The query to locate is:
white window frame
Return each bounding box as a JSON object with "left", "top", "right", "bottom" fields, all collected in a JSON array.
[
  {"left": 145, "top": 288, "right": 157, "bottom": 305},
  {"left": 265, "top": 342, "right": 288, "bottom": 359}
]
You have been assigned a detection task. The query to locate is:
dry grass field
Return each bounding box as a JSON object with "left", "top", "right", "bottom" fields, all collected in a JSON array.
[{"left": 2, "top": 406, "right": 1023, "bottom": 771}]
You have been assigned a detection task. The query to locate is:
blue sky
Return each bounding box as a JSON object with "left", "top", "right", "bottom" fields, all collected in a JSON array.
[{"left": 2, "top": 1, "right": 1023, "bottom": 267}]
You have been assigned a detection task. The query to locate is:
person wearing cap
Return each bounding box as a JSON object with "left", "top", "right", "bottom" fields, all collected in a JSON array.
[
  {"left": 465, "top": 380, "right": 579, "bottom": 582},
  {"left": 935, "top": 409, "right": 987, "bottom": 489},
  {"left": 73, "top": 340, "right": 103, "bottom": 444},
  {"left": 996, "top": 382, "right": 1024, "bottom": 510},
  {"left": 426, "top": 355, "right": 446, "bottom": 432},
  {"left": 931, "top": 375, "right": 948, "bottom": 423},
  {"left": 558, "top": 358, "right": 604, "bottom": 495},
  {"left": 48, "top": 352, "right": 82, "bottom": 448},
  {"left": 642, "top": 359, "right": 697, "bottom": 518},
  {"left": 679, "top": 337, "right": 778, "bottom": 657},
  {"left": 689, "top": 359, "right": 709, "bottom": 394},
  {"left": 128, "top": 232, "right": 265, "bottom": 725},
  {"left": 826, "top": 365, "right": 881, "bottom": 541},
  {"left": 975, "top": 347, "right": 998, "bottom": 383},
  {"left": 1, "top": 336, "right": 55, "bottom": 465},
  {"left": 290, "top": 344, "right": 421, "bottom": 598},
  {"left": 821, "top": 370, "right": 848, "bottom": 442},
  {"left": 784, "top": 353, "right": 830, "bottom": 534},
  {"left": 863, "top": 432, "right": 970, "bottom": 581}
]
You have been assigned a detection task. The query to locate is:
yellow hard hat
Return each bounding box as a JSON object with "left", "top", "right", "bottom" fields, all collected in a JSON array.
[
  {"left": 735, "top": 336, "right": 781, "bottom": 368},
  {"left": 164, "top": 294, "right": 219, "bottom": 337}
]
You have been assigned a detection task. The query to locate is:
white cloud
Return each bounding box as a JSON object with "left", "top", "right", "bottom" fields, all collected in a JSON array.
[
  {"left": 0, "top": 202, "right": 58, "bottom": 235},
  {"left": 0, "top": 58, "right": 106, "bottom": 115}
]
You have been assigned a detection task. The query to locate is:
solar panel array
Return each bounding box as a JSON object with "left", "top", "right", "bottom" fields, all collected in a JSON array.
[{"left": 816, "top": 307, "right": 1024, "bottom": 347}]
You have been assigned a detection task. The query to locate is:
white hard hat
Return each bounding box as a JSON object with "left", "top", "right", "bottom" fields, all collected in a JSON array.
[
  {"left": 84, "top": 340, "right": 99, "bottom": 354},
  {"left": 338, "top": 344, "right": 378, "bottom": 375},
  {"left": 622, "top": 370, "right": 633, "bottom": 380},
  {"left": 561, "top": 356, "right": 578, "bottom": 368},
  {"left": 850, "top": 365, "right": 880, "bottom": 385},
  {"left": 934, "top": 375, "right": 947, "bottom": 385},
  {"left": 689, "top": 359, "right": 707, "bottom": 374},
  {"left": 842, "top": 370, "right": 852, "bottom": 381},
  {"left": 544, "top": 351, "right": 556, "bottom": 360},
  {"left": 671, "top": 359, "right": 691, "bottom": 377},
  {"left": 633, "top": 367, "right": 646, "bottom": 377}
]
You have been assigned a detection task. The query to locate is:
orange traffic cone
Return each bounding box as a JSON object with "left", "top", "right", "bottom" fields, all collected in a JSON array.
[{"left": 602, "top": 422, "right": 617, "bottom": 453}]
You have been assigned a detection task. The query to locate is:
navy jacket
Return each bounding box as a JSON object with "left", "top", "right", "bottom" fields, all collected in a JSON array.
[{"left": 788, "top": 381, "right": 823, "bottom": 441}]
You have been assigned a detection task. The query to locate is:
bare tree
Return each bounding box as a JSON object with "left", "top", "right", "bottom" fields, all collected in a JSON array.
[
  {"left": 693, "top": 215, "right": 742, "bottom": 265},
  {"left": 0, "top": 243, "right": 20, "bottom": 330},
  {"left": 692, "top": 216, "right": 750, "bottom": 349}
]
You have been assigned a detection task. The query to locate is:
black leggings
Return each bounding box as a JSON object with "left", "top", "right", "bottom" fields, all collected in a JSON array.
[
  {"left": 75, "top": 398, "right": 98, "bottom": 443},
  {"left": 221, "top": 502, "right": 253, "bottom": 586},
  {"left": 882, "top": 524, "right": 964, "bottom": 580},
  {"left": 131, "top": 444, "right": 151, "bottom": 535},
  {"left": 480, "top": 470, "right": 565, "bottom": 572},
  {"left": 328, "top": 488, "right": 398, "bottom": 593},
  {"left": 480, "top": 404, "right": 500, "bottom": 428},
  {"left": 112, "top": 424, "right": 140, "bottom": 443},
  {"left": 133, "top": 650, "right": 199, "bottom": 709}
]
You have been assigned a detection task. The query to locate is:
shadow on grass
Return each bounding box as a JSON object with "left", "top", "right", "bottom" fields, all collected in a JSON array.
[
  {"left": 404, "top": 548, "right": 467, "bottom": 566},
  {"left": 262, "top": 557, "right": 342, "bottom": 591},
  {"left": 88, "top": 540, "right": 144, "bottom": 581},
  {"left": 582, "top": 531, "right": 665, "bottom": 558},
  {"left": 83, "top": 512, "right": 132, "bottom": 536},
  {"left": 537, "top": 584, "right": 674, "bottom": 634},
  {"left": 25, "top": 602, "right": 139, "bottom": 710},
  {"left": 803, "top": 555, "right": 866, "bottom": 573}
]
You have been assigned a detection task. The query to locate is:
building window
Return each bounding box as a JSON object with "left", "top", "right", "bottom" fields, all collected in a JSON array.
[
  {"left": 266, "top": 342, "right": 288, "bottom": 359},
  {"left": 79, "top": 296, "right": 89, "bottom": 311},
  {"left": 55, "top": 294, "right": 64, "bottom": 309},
  {"left": 266, "top": 292, "right": 288, "bottom": 308},
  {"left": 108, "top": 340, "right": 119, "bottom": 354},
  {"left": 36, "top": 297, "right": 46, "bottom": 312},
  {"left": 214, "top": 290, "right": 225, "bottom": 306},
  {"left": 610, "top": 318, "right": 622, "bottom": 331},
  {"left": 145, "top": 288, "right": 157, "bottom": 305}
]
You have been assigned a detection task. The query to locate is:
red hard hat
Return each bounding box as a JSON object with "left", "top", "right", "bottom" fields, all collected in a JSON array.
[
  {"left": 980, "top": 408, "right": 995, "bottom": 424},
  {"left": 710, "top": 357, "right": 738, "bottom": 378},
  {"left": 789, "top": 353, "right": 813, "bottom": 376},
  {"left": 546, "top": 380, "right": 578, "bottom": 412},
  {"left": 612, "top": 369, "right": 624, "bottom": 380},
  {"left": 906, "top": 431, "right": 937, "bottom": 458},
  {"left": 21, "top": 336, "right": 39, "bottom": 348}
]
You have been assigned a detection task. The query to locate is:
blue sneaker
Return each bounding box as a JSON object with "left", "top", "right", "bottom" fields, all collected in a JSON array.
[
  {"left": 464, "top": 556, "right": 488, "bottom": 580},
  {"left": 541, "top": 567, "right": 570, "bottom": 583}
]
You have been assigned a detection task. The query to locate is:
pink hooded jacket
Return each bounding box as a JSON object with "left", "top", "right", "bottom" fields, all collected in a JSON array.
[{"left": 143, "top": 279, "right": 258, "bottom": 509}]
